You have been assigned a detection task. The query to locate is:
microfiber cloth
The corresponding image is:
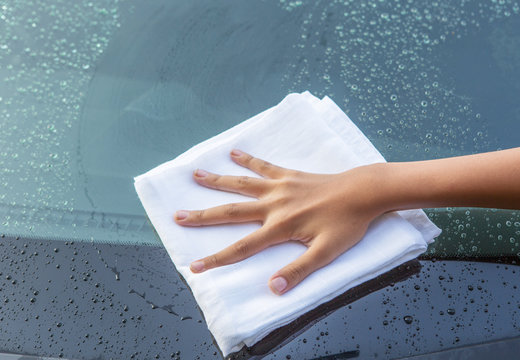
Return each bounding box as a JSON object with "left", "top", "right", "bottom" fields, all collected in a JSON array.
[{"left": 134, "top": 92, "right": 441, "bottom": 357}]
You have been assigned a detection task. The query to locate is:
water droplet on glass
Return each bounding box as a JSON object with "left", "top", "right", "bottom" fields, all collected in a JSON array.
[{"left": 447, "top": 308, "right": 456, "bottom": 316}]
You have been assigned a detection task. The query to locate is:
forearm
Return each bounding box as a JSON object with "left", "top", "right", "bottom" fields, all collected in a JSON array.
[{"left": 373, "top": 147, "right": 520, "bottom": 212}]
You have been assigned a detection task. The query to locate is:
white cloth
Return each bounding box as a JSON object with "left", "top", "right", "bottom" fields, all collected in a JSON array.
[{"left": 134, "top": 92, "right": 441, "bottom": 357}]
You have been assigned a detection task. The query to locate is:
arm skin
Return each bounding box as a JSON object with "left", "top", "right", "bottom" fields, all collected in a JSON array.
[
  {"left": 174, "top": 147, "right": 520, "bottom": 295},
  {"left": 378, "top": 147, "right": 520, "bottom": 212}
]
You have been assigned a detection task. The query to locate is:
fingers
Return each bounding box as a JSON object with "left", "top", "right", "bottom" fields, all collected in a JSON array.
[
  {"left": 189, "top": 228, "right": 276, "bottom": 272},
  {"left": 268, "top": 239, "right": 335, "bottom": 295},
  {"left": 192, "top": 168, "right": 269, "bottom": 198},
  {"left": 174, "top": 201, "right": 264, "bottom": 226},
  {"left": 230, "top": 149, "right": 286, "bottom": 178}
]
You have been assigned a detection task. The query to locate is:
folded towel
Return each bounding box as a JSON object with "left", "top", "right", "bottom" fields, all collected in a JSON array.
[{"left": 134, "top": 92, "right": 441, "bottom": 357}]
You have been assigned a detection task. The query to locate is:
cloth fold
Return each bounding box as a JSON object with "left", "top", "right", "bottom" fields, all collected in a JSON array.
[{"left": 134, "top": 92, "right": 441, "bottom": 357}]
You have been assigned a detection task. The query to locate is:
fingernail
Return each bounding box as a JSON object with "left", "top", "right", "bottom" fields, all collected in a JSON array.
[
  {"left": 190, "top": 260, "right": 204, "bottom": 272},
  {"left": 270, "top": 276, "right": 287, "bottom": 294},
  {"left": 194, "top": 169, "right": 208, "bottom": 178},
  {"left": 175, "top": 210, "right": 189, "bottom": 220},
  {"left": 231, "top": 149, "right": 243, "bottom": 157}
]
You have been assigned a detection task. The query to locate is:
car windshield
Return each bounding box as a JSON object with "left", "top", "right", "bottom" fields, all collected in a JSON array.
[{"left": 1, "top": 0, "right": 519, "bottom": 359}]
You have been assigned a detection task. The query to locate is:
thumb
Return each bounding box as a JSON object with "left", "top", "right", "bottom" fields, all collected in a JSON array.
[{"left": 268, "top": 241, "right": 334, "bottom": 295}]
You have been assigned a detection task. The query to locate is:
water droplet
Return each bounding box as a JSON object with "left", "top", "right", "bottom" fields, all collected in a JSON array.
[
  {"left": 403, "top": 315, "right": 413, "bottom": 324},
  {"left": 447, "top": 308, "right": 456, "bottom": 316}
]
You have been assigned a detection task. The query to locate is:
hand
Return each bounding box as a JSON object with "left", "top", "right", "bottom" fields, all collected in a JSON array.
[{"left": 174, "top": 149, "right": 385, "bottom": 295}]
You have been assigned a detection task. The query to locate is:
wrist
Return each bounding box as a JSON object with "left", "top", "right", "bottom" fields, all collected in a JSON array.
[
  {"left": 359, "top": 161, "right": 419, "bottom": 214},
  {"left": 366, "top": 162, "right": 398, "bottom": 214},
  {"left": 341, "top": 162, "right": 396, "bottom": 217}
]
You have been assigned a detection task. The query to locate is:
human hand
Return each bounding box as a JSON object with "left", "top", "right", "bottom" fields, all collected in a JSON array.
[{"left": 174, "top": 149, "right": 386, "bottom": 295}]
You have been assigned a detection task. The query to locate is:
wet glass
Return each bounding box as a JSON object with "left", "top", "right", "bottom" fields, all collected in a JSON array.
[{"left": 0, "top": 0, "right": 519, "bottom": 359}]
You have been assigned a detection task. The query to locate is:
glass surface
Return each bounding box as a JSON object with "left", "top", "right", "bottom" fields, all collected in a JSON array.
[
  {"left": 0, "top": 0, "right": 519, "bottom": 359},
  {"left": 0, "top": 0, "right": 519, "bottom": 254}
]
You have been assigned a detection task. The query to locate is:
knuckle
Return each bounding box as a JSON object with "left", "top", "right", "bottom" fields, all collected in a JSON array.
[
  {"left": 225, "top": 203, "right": 240, "bottom": 217},
  {"left": 205, "top": 254, "right": 219, "bottom": 268},
  {"left": 260, "top": 160, "right": 272, "bottom": 172},
  {"left": 195, "top": 209, "right": 206, "bottom": 221},
  {"left": 237, "top": 176, "right": 249, "bottom": 187},
  {"left": 276, "top": 177, "right": 292, "bottom": 190},
  {"left": 232, "top": 241, "right": 250, "bottom": 258},
  {"left": 243, "top": 154, "right": 254, "bottom": 163},
  {"left": 268, "top": 215, "right": 292, "bottom": 236},
  {"left": 210, "top": 174, "right": 222, "bottom": 187},
  {"left": 285, "top": 169, "right": 298, "bottom": 178},
  {"left": 284, "top": 263, "right": 306, "bottom": 283}
]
